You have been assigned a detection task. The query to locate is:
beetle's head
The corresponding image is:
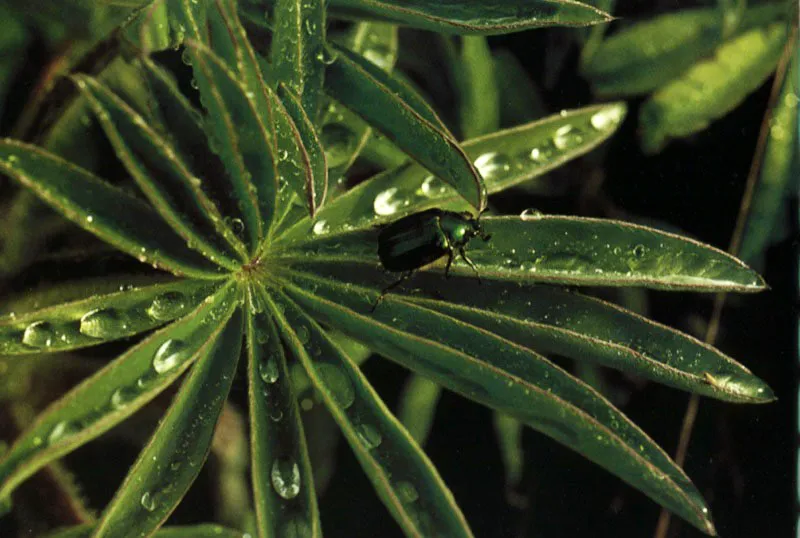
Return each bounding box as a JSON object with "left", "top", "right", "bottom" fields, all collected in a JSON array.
[{"left": 475, "top": 209, "right": 491, "bottom": 242}]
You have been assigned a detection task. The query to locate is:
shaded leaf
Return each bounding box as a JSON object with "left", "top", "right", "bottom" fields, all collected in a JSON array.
[
  {"left": 324, "top": 0, "right": 612, "bottom": 35},
  {"left": 271, "top": 0, "right": 326, "bottom": 117},
  {"left": 270, "top": 289, "right": 474, "bottom": 538},
  {"left": 640, "top": 22, "right": 788, "bottom": 153},
  {"left": 43, "top": 524, "right": 244, "bottom": 538},
  {"left": 280, "top": 273, "right": 716, "bottom": 535},
  {"left": 0, "top": 140, "right": 225, "bottom": 279},
  {"left": 454, "top": 36, "right": 499, "bottom": 138},
  {"left": 247, "top": 287, "right": 320, "bottom": 538},
  {"left": 324, "top": 44, "right": 487, "bottom": 211},
  {"left": 93, "top": 305, "right": 243, "bottom": 537},
  {"left": 0, "top": 283, "right": 237, "bottom": 502},
  {"left": 397, "top": 374, "right": 441, "bottom": 445}
]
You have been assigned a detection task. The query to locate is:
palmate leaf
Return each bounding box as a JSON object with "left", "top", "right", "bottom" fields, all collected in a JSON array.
[
  {"left": 44, "top": 523, "right": 245, "bottom": 538},
  {"left": 0, "top": 1, "right": 776, "bottom": 536}
]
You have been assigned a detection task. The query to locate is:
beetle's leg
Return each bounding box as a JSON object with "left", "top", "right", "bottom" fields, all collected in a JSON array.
[
  {"left": 372, "top": 270, "right": 414, "bottom": 312},
  {"left": 460, "top": 248, "right": 482, "bottom": 284},
  {"left": 444, "top": 250, "right": 455, "bottom": 278}
]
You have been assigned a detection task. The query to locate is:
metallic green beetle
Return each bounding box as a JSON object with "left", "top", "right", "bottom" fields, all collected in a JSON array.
[{"left": 374, "top": 208, "right": 491, "bottom": 308}]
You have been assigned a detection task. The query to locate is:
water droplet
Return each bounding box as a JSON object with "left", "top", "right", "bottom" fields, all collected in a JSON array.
[
  {"left": 80, "top": 309, "right": 127, "bottom": 339},
  {"left": 590, "top": 106, "right": 624, "bottom": 131},
  {"left": 312, "top": 220, "right": 330, "bottom": 235},
  {"left": 295, "top": 326, "right": 310, "bottom": 344},
  {"left": 22, "top": 321, "right": 55, "bottom": 348},
  {"left": 420, "top": 175, "right": 449, "bottom": 198},
  {"left": 48, "top": 421, "right": 76, "bottom": 445},
  {"left": 271, "top": 459, "right": 301, "bottom": 499},
  {"left": 356, "top": 423, "right": 382, "bottom": 449},
  {"left": 152, "top": 339, "right": 188, "bottom": 374},
  {"left": 520, "top": 208, "right": 543, "bottom": 220},
  {"left": 259, "top": 359, "right": 279, "bottom": 384},
  {"left": 110, "top": 387, "right": 135, "bottom": 410},
  {"left": 473, "top": 152, "right": 511, "bottom": 180},
  {"left": 316, "top": 363, "right": 355, "bottom": 409},
  {"left": 552, "top": 125, "right": 583, "bottom": 150},
  {"left": 269, "top": 408, "right": 284, "bottom": 422},
  {"left": 632, "top": 244, "right": 647, "bottom": 258},
  {"left": 529, "top": 145, "right": 554, "bottom": 163},
  {"left": 147, "top": 292, "right": 188, "bottom": 321},
  {"left": 140, "top": 491, "right": 157, "bottom": 512},
  {"left": 373, "top": 187, "right": 403, "bottom": 216},
  {"left": 396, "top": 481, "right": 419, "bottom": 503}
]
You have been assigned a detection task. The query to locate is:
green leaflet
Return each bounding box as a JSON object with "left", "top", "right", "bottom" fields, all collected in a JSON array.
[
  {"left": 0, "top": 277, "right": 219, "bottom": 355},
  {"left": 640, "top": 22, "right": 789, "bottom": 153},
  {"left": 324, "top": 43, "right": 487, "bottom": 211},
  {"left": 493, "top": 48, "right": 546, "bottom": 128},
  {"left": 397, "top": 374, "right": 442, "bottom": 444},
  {"left": 93, "top": 304, "right": 243, "bottom": 537},
  {"left": 247, "top": 288, "right": 320, "bottom": 538},
  {"left": 276, "top": 215, "right": 765, "bottom": 292},
  {"left": 43, "top": 524, "right": 245, "bottom": 538},
  {"left": 269, "top": 289, "right": 474, "bottom": 538},
  {"left": 73, "top": 74, "right": 247, "bottom": 268},
  {"left": 0, "top": 282, "right": 238, "bottom": 503},
  {"left": 453, "top": 36, "right": 500, "bottom": 139},
  {"left": 277, "top": 103, "right": 627, "bottom": 243},
  {"left": 0, "top": 139, "right": 225, "bottom": 279},
  {"left": 271, "top": 0, "right": 326, "bottom": 117},
  {"left": 324, "top": 0, "right": 611, "bottom": 34},
  {"left": 739, "top": 53, "right": 798, "bottom": 267},
  {"left": 280, "top": 272, "right": 716, "bottom": 535},
  {"left": 583, "top": 4, "right": 786, "bottom": 97}
]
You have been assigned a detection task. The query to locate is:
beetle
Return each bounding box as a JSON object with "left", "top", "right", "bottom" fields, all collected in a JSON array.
[{"left": 373, "top": 208, "right": 491, "bottom": 309}]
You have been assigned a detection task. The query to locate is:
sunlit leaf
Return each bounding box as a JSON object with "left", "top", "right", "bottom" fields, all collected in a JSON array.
[
  {"left": 397, "top": 374, "right": 441, "bottom": 444},
  {"left": 278, "top": 104, "right": 626, "bottom": 242}
]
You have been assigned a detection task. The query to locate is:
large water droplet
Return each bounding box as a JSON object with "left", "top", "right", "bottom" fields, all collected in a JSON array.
[
  {"left": 22, "top": 321, "right": 55, "bottom": 348},
  {"left": 80, "top": 309, "right": 127, "bottom": 339},
  {"left": 312, "top": 220, "right": 330, "bottom": 236},
  {"left": 259, "top": 359, "right": 279, "bottom": 384},
  {"left": 529, "top": 145, "right": 554, "bottom": 163},
  {"left": 140, "top": 491, "right": 157, "bottom": 512},
  {"left": 373, "top": 187, "right": 403, "bottom": 216},
  {"left": 147, "top": 292, "right": 188, "bottom": 321},
  {"left": 520, "top": 208, "right": 543, "bottom": 220},
  {"left": 420, "top": 175, "right": 449, "bottom": 198},
  {"left": 48, "top": 420, "right": 76, "bottom": 445},
  {"left": 473, "top": 152, "right": 511, "bottom": 180},
  {"left": 552, "top": 125, "right": 583, "bottom": 150},
  {"left": 316, "top": 363, "right": 355, "bottom": 409},
  {"left": 356, "top": 423, "right": 382, "bottom": 449},
  {"left": 152, "top": 339, "right": 188, "bottom": 374},
  {"left": 110, "top": 387, "right": 135, "bottom": 410},
  {"left": 271, "top": 459, "right": 301, "bottom": 500},
  {"left": 590, "top": 106, "right": 624, "bottom": 131}
]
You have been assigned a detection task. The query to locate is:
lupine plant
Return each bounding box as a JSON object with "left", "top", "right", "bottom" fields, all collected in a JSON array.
[{"left": 0, "top": 1, "right": 790, "bottom": 537}]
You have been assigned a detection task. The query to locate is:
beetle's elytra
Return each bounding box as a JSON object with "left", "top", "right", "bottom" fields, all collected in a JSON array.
[{"left": 374, "top": 208, "right": 491, "bottom": 309}]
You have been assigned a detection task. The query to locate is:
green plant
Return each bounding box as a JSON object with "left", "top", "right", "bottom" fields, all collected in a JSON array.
[{"left": 0, "top": 1, "right": 791, "bottom": 537}]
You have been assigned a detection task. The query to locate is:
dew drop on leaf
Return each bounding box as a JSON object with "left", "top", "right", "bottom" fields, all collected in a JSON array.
[
  {"left": 110, "top": 387, "right": 135, "bottom": 410},
  {"left": 473, "top": 152, "right": 511, "bottom": 180},
  {"left": 312, "top": 220, "right": 330, "bottom": 235},
  {"left": 373, "top": 187, "right": 403, "bottom": 216},
  {"left": 520, "top": 208, "right": 543, "bottom": 220},
  {"left": 147, "top": 292, "right": 188, "bottom": 321},
  {"left": 140, "top": 491, "right": 157, "bottom": 512},
  {"left": 355, "top": 423, "right": 382, "bottom": 449},
  {"left": 552, "top": 125, "right": 583, "bottom": 150},
  {"left": 79, "top": 309, "right": 127, "bottom": 339},
  {"left": 22, "top": 321, "right": 55, "bottom": 348},
  {"left": 152, "top": 339, "right": 188, "bottom": 374},
  {"left": 47, "top": 420, "right": 76, "bottom": 445},
  {"left": 316, "top": 363, "right": 355, "bottom": 409},
  {"left": 259, "top": 359, "right": 279, "bottom": 384},
  {"left": 271, "top": 459, "right": 301, "bottom": 500},
  {"left": 295, "top": 326, "right": 310, "bottom": 344},
  {"left": 590, "top": 106, "right": 624, "bottom": 131},
  {"left": 420, "top": 175, "right": 449, "bottom": 197}
]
